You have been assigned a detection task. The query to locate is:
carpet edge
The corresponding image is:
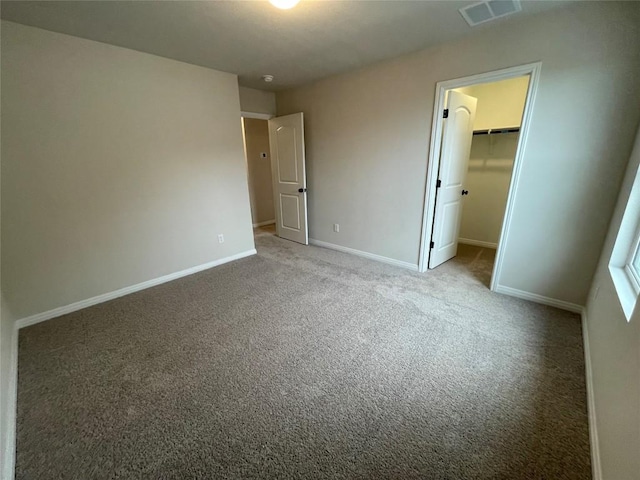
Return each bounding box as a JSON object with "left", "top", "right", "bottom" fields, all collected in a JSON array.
[
  {"left": 494, "top": 285, "right": 583, "bottom": 313},
  {"left": 15, "top": 249, "right": 258, "bottom": 330},
  {"left": 309, "top": 239, "right": 418, "bottom": 271}
]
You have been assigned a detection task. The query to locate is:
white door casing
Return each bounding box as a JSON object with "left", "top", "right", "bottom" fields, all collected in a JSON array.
[
  {"left": 268, "top": 112, "right": 309, "bottom": 245},
  {"left": 429, "top": 90, "right": 477, "bottom": 268}
]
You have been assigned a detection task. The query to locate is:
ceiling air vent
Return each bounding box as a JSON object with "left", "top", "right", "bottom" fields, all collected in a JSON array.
[{"left": 459, "top": 0, "right": 522, "bottom": 27}]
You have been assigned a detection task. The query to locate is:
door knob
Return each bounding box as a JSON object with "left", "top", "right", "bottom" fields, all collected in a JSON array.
[
  {"left": 461, "top": 190, "right": 469, "bottom": 196},
  {"left": 298, "top": 188, "right": 307, "bottom": 193}
]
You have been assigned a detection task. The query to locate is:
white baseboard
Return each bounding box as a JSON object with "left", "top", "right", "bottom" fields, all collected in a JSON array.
[
  {"left": 252, "top": 220, "right": 276, "bottom": 228},
  {"left": 309, "top": 239, "right": 418, "bottom": 271},
  {"left": 493, "top": 284, "right": 583, "bottom": 313},
  {"left": 581, "top": 308, "right": 602, "bottom": 480},
  {"left": 2, "top": 326, "right": 18, "bottom": 480},
  {"left": 15, "top": 249, "right": 257, "bottom": 330},
  {"left": 458, "top": 238, "right": 498, "bottom": 249}
]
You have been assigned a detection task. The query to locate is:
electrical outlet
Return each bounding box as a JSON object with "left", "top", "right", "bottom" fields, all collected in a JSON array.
[
  {"left": 333, "top": 224, "right": 340, "bottom": 233},
  {"left": 218, "top": 234, "right": 224, "bottom": 244}
]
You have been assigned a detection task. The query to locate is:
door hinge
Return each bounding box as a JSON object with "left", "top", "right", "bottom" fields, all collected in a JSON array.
[
  {"left": 443, "top": 109, "right": 449, "bottom": 118},
  {"left": 430, "top": 241, "right": 434, "bottom": 249},
  {"left": 436, "top": 179, "right": 441, "bottom": 188}
]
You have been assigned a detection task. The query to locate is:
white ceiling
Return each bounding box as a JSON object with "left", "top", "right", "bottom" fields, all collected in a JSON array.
[{"left": 0, "top": 1, "right": 573, "bottom": 91}]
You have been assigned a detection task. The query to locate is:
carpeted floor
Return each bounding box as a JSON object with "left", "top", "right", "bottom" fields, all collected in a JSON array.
[{"left": 16, "top": 229, "right": 591, "bottom": 479}]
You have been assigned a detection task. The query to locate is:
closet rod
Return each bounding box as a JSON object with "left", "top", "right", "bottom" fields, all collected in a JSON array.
[{"left": 472, "top": 127, "right": 520, "bottom": 136}]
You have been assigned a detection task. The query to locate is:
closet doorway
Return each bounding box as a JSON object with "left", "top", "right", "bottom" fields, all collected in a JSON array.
[{"left": 418, "top": 63, "right": 541, "bottom": 290}]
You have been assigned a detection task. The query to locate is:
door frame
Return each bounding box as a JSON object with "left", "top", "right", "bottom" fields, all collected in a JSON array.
[
  {"left": 417, "top": 62, "right": 542, "bottom": 293},
  {"left": 241, "top": 111, "right": 274, "bottom": 120}
]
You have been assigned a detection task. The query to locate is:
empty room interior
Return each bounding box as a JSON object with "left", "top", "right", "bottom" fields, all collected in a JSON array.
[{"left": 1, "top": 1, "right": 639, "bottom": 479}]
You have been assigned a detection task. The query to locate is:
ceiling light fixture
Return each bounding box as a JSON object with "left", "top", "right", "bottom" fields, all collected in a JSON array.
[
  {"left": 262, "top": 75, "right": 274, "bottom": 83},
  {"left": 269, "top": 0, "right": 300, "bottom": 10}
]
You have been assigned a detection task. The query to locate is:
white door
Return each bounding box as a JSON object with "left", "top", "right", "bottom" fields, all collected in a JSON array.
[
  {"left": 268, "top": 112, "right": 308, "bottom": 245},
  {"left": 429, "top": 90, "right": 477, "bottom": 269}
]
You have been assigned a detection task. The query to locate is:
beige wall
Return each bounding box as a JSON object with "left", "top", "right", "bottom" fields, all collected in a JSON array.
[
  {"left": 457, "top": 77, "right": 528, "bottom": 247},
  {"left": 1, "top": 29, "right": 16, "bottom": 475},
  {"left": 1, "top": 21, "right": 255, "bottom": 320},
  {"left": 584, "top": 123, "right": 640, "bottom": 480},
  {"left": 276, "top": 1, "right": 640, "bottom": 306},
  {"left": 0, "top": 111, "right": 16, "bottom": 476},
  {"left": 238, "top": 86, "right": 277, "bottom": 116},
  {"left": 456, "top": 76, "right": 529, "bottom": 131},
  {"left": 459, "top": 133, "right": 518, "bottom": 246},
  {"left": 243, "top": 118, "right": 275, "bottom": 225}
]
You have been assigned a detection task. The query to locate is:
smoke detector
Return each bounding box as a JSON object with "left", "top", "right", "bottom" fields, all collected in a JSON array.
[
  {"left": 262, "top": 75, "right": 274, "bottom": 83},
  {"left": 459, "top": 0, "right": 522, "bottom": 27}
]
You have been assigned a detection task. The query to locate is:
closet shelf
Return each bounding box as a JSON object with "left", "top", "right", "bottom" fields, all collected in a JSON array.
[{"left": 472, "top": 127, "right": 520, "bottom": 136}]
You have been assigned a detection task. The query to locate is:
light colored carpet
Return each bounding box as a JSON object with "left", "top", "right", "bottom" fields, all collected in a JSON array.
[{"left": 16, "top": 230, "right": 590, "bottom": 479}]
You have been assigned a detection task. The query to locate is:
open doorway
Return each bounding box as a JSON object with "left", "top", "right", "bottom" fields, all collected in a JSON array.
[
  {"left": 418, "top": 63, "right": 541, "bottom": 291},
  {"left": 241, "top": 111, "right": 310, "bottom": 245},
  {"left": 241, "top": 113, "right": 277, "bottom": 239}
]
